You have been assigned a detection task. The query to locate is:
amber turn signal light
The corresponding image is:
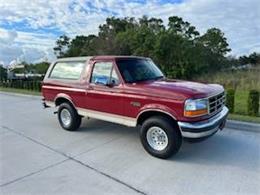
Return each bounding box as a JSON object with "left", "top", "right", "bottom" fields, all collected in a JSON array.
[{"left": 184, "top": 109, "right": 208, "bottom": 117}]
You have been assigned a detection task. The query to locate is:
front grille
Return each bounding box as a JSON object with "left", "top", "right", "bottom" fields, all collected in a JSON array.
[{"left": 208, "top": 92, "right": 225, "bottom": 115}]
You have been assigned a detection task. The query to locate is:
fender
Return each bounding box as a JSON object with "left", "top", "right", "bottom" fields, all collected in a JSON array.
[
  {"left": 137, "top": 103, "right": 178, "bottom": 121},
  {"left": 54, "top": 93, "right": 76, "bottom": 108}
]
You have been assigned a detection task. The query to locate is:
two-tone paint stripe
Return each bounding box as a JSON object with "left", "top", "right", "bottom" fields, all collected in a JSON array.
[
  {"left": 42, "top": 85, "right": 86, "bottom": 93},
  {"left": 44, "top": 101, "right": 137, "bottom": 127}
]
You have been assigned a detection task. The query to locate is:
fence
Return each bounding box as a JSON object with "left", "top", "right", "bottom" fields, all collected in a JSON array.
[{"left": 0, "top": 80, "right": 42, "bottom": 92}]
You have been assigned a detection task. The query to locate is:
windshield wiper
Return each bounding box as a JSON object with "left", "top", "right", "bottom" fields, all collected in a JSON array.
[
  {"left": 128, "top": 76, "right": 164, "bottom": 83},
  {"left": 151, "top": 76, "right": 164, "bottom": 80}
]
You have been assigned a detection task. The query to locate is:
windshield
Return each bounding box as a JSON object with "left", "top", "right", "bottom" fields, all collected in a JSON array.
[{"left": 116, "top": 58, "right": 164, "bottom": 83}]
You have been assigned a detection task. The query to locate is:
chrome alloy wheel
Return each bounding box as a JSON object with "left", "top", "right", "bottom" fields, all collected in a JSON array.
[
  {"left": 146, "top": 126, "right": 169, "bottom": 151},
  {"left": 60, "top": 108, "right": 72, "bottom": 126}
]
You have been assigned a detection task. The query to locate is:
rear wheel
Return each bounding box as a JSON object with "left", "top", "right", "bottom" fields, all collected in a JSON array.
[
  {"left": 140, "top": 116, "right": 182, "bottom": 159},
  {"left": 58, "top": 103, "right": 81, "bottom": 131}
]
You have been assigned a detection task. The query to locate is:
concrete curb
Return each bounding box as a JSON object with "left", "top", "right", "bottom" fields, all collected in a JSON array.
[
  {"left": 226, "top": 120, "right": 260, "bottom": 133},
  {"left": 0, "top": 91, "right": 42, "bottom": 100}
]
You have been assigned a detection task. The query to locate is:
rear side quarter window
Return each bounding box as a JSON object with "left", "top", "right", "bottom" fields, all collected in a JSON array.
[{"left": 49, "top": 61, "right": 85, "bottom": 80}]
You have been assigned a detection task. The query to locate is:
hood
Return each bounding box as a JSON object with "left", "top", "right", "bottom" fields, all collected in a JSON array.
[{"left": 126, "top": 79, "right": 224, "bottom": 100}]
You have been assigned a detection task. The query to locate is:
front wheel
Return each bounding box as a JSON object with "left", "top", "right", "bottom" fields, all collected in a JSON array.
[
  {"left": 58, "top": 103, "right": 81, "bottom": 131},
  {"left": 140, "top": 116, "right": 182, "bottom": 159}
]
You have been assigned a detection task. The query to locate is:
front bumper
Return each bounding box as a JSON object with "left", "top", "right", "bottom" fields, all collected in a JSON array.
[{"left": 178, "top": 106, "right": 229, "bottom": 138}]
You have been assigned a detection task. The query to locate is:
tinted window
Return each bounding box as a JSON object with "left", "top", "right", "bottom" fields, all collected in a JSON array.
[
  {"left": 49, "top": 61, "right": 85, "bottom": 80},
  {"left": 116, "top": 58, "right": 164, "bottom": 83},
  {"left": 91, "top": 62, "right": 119, "bottom": 85}
]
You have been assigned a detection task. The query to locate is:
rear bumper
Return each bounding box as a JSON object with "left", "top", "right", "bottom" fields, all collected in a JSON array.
[
  {"left": 42, "top": 99, "right": 55, "bottom": 108},
  {"left": 178, "top": 106, "right": 229, "bottom": 138}
]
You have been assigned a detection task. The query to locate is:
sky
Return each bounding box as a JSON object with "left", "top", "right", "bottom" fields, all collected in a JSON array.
[{"left": 0, "top": 0, "right": 259, "bottom": 66}]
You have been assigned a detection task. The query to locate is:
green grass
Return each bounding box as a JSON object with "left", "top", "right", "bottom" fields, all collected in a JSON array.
[
  {"left": 228, "top": 114, "right": 260, "bottom": 123},
  {"left": 195, "top": 68, "right": 260, "bottom": 91},
  {"left": 230, "top": 90, "right": 260, "bottom": 123},
  {"left": 0, "top": 87, "right": 41, "bottom": 96},
  {"left": 195, "top": 68, "right": 260, "bottom": 123},
  {"left": 234, "top": 90, "right": 248, "bottom": 115}
]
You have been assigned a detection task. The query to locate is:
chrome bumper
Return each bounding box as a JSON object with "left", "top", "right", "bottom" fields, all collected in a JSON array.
[{"left": 178, "top": 106, "right": 229, "bottom": 138}]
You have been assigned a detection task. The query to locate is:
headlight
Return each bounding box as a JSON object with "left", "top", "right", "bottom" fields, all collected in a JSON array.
[{"left": 184, "top": 98, "right": 208, "bottom": 117}]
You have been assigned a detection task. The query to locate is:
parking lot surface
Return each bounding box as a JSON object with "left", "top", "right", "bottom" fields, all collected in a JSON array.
[{"left": 0, "top": 93, "right": 259, "bottom": 195}]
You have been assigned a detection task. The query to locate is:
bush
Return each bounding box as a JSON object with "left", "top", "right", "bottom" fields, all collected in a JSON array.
[
  {"left": 226, "top": 89, "right": 235, "bottom": 113},
  {"left": 0, "top": 80, "right": 42, "bottom": 92},
  {"left": 247, "top": 90, "right": 259, "bottom": 116}
]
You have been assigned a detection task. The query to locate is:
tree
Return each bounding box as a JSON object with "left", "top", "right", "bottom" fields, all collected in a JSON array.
[
  {"left": 155, "top": 31, "right": 209, "bottom": 78},
  {"left": 115, "top": 30, "right": 134, "bottom": 55},
  {"left": 66, "top": 35, "right": 92, "bottom": 57},
  {"left": 0, "top": 65, "right": 7, "bottom": 80},
  {"left": 96, "top": 17, "right": 137, "bottom": 55},
  {"left": 199, "top": 28, "right": 231, "bottom": 56},
  {"left": 99, "top": 17, "right": 136, "bottom": 38},
  {"left": 53, "top": 35, "right": 70, "bottom": 58},
  {"left": 115, "top": 16, "right": 164, "bottom": 57},
  {"left": 168, "top": 16, "right": 199, "bottom": 39},
  {"left": 139, "top": 16, "right": 165, "bottom": 34},
  {"left": 35, "top": 62, "right": 50, "bottom": 74},
  {"left": 52, "top": 15, "right": 235, "bottom": 79},
  {"left": 238, "top": 52, "right": 260, "bottom": 66},
  {"left": 248, "top": 52, "right": 260, "bottom": 65},
  {"left": 79, "top": 35, "right": 99, "bottom": 56},
  {"left": 239, "top": 55, "right": 249, "bottom": 65}
]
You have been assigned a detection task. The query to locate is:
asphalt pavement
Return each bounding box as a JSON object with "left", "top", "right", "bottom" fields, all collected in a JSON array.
[{"left": 0, "top": 93, "right": 259, "bottom": 195}]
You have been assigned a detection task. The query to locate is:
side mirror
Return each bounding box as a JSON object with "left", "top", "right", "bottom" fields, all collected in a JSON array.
[{"left": 95, "top": 77, "right": 109, "bottom": 86}]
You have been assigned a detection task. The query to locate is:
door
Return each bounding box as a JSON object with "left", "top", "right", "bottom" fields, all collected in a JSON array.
[{"left": 84, "top": 61, "right": 123, "bottom": 116}]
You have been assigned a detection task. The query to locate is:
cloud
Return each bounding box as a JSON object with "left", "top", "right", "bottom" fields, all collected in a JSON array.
[
  {"left": 0, "top": 0, "right": 259, "bottom": 65},
  {"left": 0, "top": 29, "right": 17, "bottom": 44},
  {"left": 0, "top": 28, "right": 56, "bottom": 65}
]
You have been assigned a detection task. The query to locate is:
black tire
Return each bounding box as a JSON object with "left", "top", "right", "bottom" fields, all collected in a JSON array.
[
  {"left": 140, "top": 116, "right": 182, "bottom": 159},
  {"left": 58, "top": 103, "right": 81, "bottom": 131}
]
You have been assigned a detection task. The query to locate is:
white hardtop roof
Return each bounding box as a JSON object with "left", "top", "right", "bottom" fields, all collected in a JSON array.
[
  {"left": 54, "top": 55, "right": 150, "bottom": 62},
  {"left": 55, "top": 56, "right": 93, "bottom": 62}
]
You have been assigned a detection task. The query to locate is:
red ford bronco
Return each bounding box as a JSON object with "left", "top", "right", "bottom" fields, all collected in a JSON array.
[{"left": 42, "top": 56, "right": 228, "bottom": 158}]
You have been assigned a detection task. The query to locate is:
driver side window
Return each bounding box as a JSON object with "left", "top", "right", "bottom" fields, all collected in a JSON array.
[{"left": 91, "top": 62, "right": 119, "bottom": 85}]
